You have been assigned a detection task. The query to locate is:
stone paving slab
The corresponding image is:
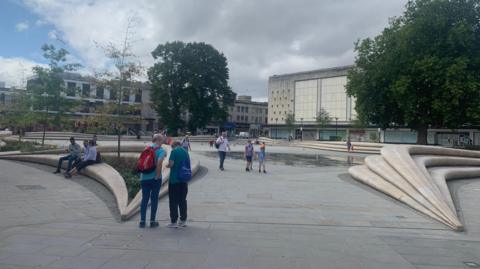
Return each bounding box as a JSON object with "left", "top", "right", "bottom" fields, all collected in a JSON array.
[{"left": 0, "top": 148, "right": 479, "bottom": 269}]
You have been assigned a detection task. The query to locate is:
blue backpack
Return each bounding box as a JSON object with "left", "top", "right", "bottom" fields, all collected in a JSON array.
[{"left": 177, "top": 155, "right": 192, "bottom": 182}]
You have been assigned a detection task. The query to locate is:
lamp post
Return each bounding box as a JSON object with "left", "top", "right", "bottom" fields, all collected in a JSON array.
[
  {"left": 300, "top": 117, "right": 303, "bottom": 141},
  {"left": 335, "top": 117, "right": 338, "bottom": 140},
  {"left": 275, "top": 118, "right": 278, "bottom": 139}
]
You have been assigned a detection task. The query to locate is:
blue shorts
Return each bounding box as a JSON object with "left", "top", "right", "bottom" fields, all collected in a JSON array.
[{"left": 246, "top": 156, "right": 252, "bottom": 162}]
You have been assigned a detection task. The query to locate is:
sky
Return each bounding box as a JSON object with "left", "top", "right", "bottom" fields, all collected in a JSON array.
[{"left": 0, "top": 0, "right": 407, "bottom": 100}]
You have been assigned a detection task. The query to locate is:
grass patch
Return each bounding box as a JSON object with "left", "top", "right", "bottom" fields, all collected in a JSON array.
[
  {"left": 102, "top": 156, "right": 140, "bottom": 200},
  {"left": 0, "top": 140, "right": 56, "bottom": 152}
]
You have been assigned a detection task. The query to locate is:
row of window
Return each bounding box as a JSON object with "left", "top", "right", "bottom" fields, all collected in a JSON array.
[
  {"left": 235, "top": 106, "right": 268, "bottom": 114},
  {"left": 66, "top": 82, "right": 142, "bottom": 102},
  {"left": 234, "top": 115, "right": 268, "bottom": 124}
]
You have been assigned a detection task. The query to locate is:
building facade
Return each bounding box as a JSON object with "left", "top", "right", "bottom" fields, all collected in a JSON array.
[
  {"left": 268, "top": 66, "right": 356, "bottom": 140},
  {"left": 24, "top": 73, "right": 159, "bottom": 134},
  {"left": 222, "top": 95, "right": 268, "bottom": 137},
  {"left": 268, "top": 66, "right": 480, "bottom": 145}
]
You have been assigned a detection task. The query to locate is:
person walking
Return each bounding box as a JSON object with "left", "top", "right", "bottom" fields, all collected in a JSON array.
[
  {"left": 138, "top": 134, "right": 166, "bottom": 228},
  {"left": 181, "top": 134, "right": 192, "bottom": 152},
  {"left": 258, "top": 142, "right": 267, "bottom": 173},
  {"left": 215, "top": 132, "right": 230, "bottom": 171},
  {"left": 54, "top": 137, "right": 81, "bottom": 174},
  {"left": 244, "top": 140, "right": 254, "bottom": 172},
  {"left": 347, "top": 139, "right": 353, "bottom": 152},
  {"left": 166, "top": 141, "right": 190, "bottom": 228}
]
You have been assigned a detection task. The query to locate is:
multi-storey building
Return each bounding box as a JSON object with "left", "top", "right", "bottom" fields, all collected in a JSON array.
[
  {"left": 224, "top": 95, "right": 268, "bottom": 136},
  {"left": 26, "top": 73, "right": 158, "bottom": 133},
  {"left": 267, "top": 66, "right": 480, "bottom": 145}
]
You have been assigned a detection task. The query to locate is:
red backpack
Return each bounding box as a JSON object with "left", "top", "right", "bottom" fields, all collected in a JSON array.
[{"left": 136, "top": 146, "right": 161, "bottom": 173}]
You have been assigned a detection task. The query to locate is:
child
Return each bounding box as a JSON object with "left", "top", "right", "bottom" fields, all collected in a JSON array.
[{"left": 258, "top": 142, "right": 266, "bottom": 173}]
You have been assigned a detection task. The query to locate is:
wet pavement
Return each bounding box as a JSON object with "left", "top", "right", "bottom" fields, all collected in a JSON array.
[{"left": 198, "top": 151, "right": 364, "bottom": 167}]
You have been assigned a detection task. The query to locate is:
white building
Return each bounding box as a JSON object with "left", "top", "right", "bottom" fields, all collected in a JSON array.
[{"left": 267, "top": 66, "right": 480, "bottom": 145}]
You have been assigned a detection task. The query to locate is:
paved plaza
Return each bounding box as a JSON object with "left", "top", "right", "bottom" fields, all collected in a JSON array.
[{"left": 0, "top": 142, "right": 480, "bottom": 269}]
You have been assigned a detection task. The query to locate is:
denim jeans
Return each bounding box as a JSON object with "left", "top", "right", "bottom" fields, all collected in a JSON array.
[
  {"left": 168, "top": 182, "right": 188, "bottom": 223},
  {"left": 57, "top": 154, "right": 78, "bottom": 171},
  {"left": 218, "top": 151, "right": 227, "bottom": 169},
  {"left": 140, "top": 179, "right": 161, "bottom": 222}
]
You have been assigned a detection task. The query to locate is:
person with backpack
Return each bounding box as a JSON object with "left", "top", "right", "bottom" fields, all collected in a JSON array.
[
  {"left": 215, "top": 132, "right": 230, "bottom": 171},
  {"left": 136, "top": 134, "right": 166, "bottom": 228},
  {"left": 181, "top": 134, "right": 192, "bottom": 152},
  {"left": 244, "top": 140, "right": 254, "bottom": 172},
  {"left": 166, "top": 141, "right": 191, "bottom": 228}
]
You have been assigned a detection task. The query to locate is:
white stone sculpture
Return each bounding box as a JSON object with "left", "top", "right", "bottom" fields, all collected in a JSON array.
[{"left": 349, "top": 145, "right": 480, "bottom": 231}]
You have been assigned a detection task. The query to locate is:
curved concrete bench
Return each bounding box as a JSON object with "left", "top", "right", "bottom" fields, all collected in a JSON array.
[
  {"left": 0, "top": 145, "right": 201, "bottom": 221},
  {"left": 349, "top": 145, "right": 480, "bottom": 231}
]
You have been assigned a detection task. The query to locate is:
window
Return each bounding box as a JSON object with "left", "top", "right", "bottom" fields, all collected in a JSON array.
[
  {"left": 265, "top": 118, "right": 268, "bottom": 124},
  {"left": 67, "top": 82, "right": 76, "bottom": 97},
  {"left": 109, "top": 89, "right": 117, "bottom": 100},
  {"left": 96, "top": 87, "right": 104, "bottom": 99},
  {"left": 245, "top": 116, "right": 248, "bottom": 122},
  {"left": 245, "top": 107, "right": 248, "bottom": 113},
  {"left": 135, "top": 90, "right": 142, "bottom": 103},
  {"left": 237, "top": 115, "right": 240, "bottom": 121},
  {"left": 122, "top": 90, "right": 130, "bottom": 102},
  {"left": 240, "top": 115, "right": 244, "bottom": 121},
  {"left": 82, "top": 83, "right": 90, "bottom": 97},
  {"left": 241, "top": 107, "right": 244, "bottom": 112},
  {"left": 237, "top": 106, "right": 240, "bottom": 112}
]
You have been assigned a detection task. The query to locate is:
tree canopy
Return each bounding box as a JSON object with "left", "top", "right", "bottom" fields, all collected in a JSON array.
[
  {"left": 148, "top": 41, "right": 235, "bottom": 135},
  {"left": 346, "top": 0, "right": 480, "bottom": 144}
]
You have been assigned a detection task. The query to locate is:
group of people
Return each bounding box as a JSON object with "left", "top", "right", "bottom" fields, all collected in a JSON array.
[
  {"left": 138, "top": 134, "right": 191, "bottom": 229},
  {"left": 214, "top": 132, "right": 267, "bottom": 173},
  {"left": 54, "top": 136, "right": 99, "bottom": 178}
]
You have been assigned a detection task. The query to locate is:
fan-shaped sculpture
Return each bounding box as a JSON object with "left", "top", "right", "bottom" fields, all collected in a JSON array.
[{"left": 349, "top": 145, "right": 480, "bottom": 231}]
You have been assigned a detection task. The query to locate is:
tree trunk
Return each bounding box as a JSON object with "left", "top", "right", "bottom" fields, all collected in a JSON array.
[{"left": 416, "top": 125, "right": 428, "bottom": 145}]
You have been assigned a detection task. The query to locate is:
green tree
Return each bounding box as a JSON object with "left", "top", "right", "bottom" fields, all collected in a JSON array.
[
  {"left": 148, "top": 41, "right": 235, "bottom": 135},
  {"left": 27, "top": 44, "right": 81, "bottom": 145},
  {"left": 1, "top": 90, "right": 37, "bottom": 141},
  {"left": 285, "top": 114, "right": 295, "bottom": 139},
  {"left": 316, "top": 108, "right": 331, "bottom": 140},
  {"left": 346, "top": 0, "right": 480, "bottom": 145}
]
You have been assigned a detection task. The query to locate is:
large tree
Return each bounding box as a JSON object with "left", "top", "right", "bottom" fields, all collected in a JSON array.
[
  {"left": 148, "top": 41, "right": 235, "bottom": 135},
  {"left": 27, "top": 44, "right": 81, "bottom": 145},
  {"left": 346, "top": 0, "right": 480, "bottom": 144}
]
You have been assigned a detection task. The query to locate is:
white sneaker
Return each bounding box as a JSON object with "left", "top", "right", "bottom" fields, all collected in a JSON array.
[
  {"left": 166, "top": 223, "right": 177, "bottom": 229},
  {"left": 178, "top": 220, "right": 187, "bottom": 228}
]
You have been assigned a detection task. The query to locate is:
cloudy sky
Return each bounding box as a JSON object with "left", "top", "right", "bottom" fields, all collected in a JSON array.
[{"left": 0, "top": 0, "right": 406, "bottom": 100}]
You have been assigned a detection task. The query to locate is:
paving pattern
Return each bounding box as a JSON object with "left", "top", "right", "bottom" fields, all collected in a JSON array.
[{"left": 0, "top": 143, "right": 479, "bottom": 269}]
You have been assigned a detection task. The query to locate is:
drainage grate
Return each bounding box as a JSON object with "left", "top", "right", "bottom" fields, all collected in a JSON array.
[
  {"left": 16, "top": 185, "right": 46, "bottom": 190},
  {"left": 464, "top": 262, "right": 480, "bottom": 268}
]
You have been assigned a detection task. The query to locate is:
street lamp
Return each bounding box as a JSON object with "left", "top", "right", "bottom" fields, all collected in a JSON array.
[
  {"left": 335, "top": 117, "right": 338, "bottom": 140},
  {"left": 275, "top": 118, "right": 279, "bottom": 139},
  {"left": 300, "top": 117, "right": 303, "bottom": 141}
]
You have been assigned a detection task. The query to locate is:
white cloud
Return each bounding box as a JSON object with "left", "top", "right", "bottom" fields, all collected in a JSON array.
[
  {"left": 0, "top": 57, "right": 45, "bottom": 88},
  {"left": 20, "top": 0, "right": 406, "bottom": 98},
  {"left": 47, "top": 30, "right": 57, "bottom": 39},
  {"left": 15, "top": 21, "right": 30, "bottom": 32}
]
